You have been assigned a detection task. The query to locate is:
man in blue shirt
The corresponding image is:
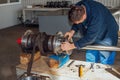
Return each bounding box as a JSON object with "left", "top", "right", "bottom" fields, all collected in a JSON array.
[{"left": 61, "top": 0, "right": 119, "bottom": 65}]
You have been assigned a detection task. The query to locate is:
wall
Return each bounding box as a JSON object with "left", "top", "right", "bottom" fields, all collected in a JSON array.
[
  {"left": 0, "top": 4, "right": 22, "bottom": 29},
  {"left": 0, "top": 0, "right": 120, "bottom": 29},
  {"left": 21, "top": 0, "right": 120, "bottom": 8}
]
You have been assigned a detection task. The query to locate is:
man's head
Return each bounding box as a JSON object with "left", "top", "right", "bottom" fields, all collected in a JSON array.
[{"left": 68, "top": 5, "right": 86, "bottom": 24}]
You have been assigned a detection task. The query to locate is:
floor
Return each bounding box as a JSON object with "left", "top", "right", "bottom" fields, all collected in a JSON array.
[
  {"left": 0, "top": 24, "right": 120, "bottom": 80},
  {"left": 0, "top": 25, "right": 39, "bottom": 80}
]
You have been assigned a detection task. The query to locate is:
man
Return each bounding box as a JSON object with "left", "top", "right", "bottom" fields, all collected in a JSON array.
[{"left": 61, "top": 0, "right": 119, "bottom": 65}]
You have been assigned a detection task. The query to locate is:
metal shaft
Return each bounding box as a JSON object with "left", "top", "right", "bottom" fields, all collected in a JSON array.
[{"left": 81, "top": 45, "right": 120, "bottom": 51}]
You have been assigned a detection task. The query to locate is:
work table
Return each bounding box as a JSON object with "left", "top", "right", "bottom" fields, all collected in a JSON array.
[{"left": 16, "top": 56, "right": 120, "bottom": 80}]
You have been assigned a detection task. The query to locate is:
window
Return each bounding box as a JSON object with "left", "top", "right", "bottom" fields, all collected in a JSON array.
[
  {"left": 0, "top": 0, "right": 21, "bottom": 6},
  {"left": 0, "top": 0, "right": 7, "bottom": 4},
  {"left": 10, "top": 0, "right": 19, "bottom": 3}
]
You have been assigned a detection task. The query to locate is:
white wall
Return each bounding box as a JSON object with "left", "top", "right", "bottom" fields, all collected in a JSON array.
[
  {"left": 21, "top": 0, "right": 120, "bottom": 8},
  {"left": 0, "top": 3, "right": 22, "bottom": 29}
]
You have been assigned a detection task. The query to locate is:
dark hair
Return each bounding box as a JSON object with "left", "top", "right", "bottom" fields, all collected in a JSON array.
[{"left": 68, "top": 5, "right": 85, "bottom": 22}]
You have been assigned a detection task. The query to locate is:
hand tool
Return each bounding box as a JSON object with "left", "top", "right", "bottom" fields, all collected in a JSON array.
[
  {"left": 76, "top": 65, "right": 85, "bottom": 77},
  {"left": 90, "top": 63, "right": 94, "bottom": 72},
  {"left": 79, "top": 65, "right": 83, "bottom": 77},
  {"left": 67, "top": 60, "right": 75, "bottom": 67}
]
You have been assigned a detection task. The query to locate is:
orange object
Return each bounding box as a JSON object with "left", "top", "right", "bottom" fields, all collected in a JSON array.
[
  {"left": 79, "top": 65, "right": 83, "bottom": 77},
  {"left": 49, "top": 59, "right": 59, "bottom": 68},
  {"left": 20, "top": 51, "right": 41, "bottom": 65}
]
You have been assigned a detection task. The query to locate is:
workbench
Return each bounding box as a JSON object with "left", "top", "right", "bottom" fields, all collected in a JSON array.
[
  {"left": 16, "top": 56, "right": 120, "bottom": 80},
  {"left": 22, "top": 8, "right": 69, "bottom": 23}
]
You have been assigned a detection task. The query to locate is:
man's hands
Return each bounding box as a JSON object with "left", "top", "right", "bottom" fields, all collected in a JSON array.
[
  {"left": 61, "top": 30, "right": 76, "bottom": 52},
  {"left": 64, "top": 30, "right": 75, "bottom": 41},
  {"left": 61, "top": 42, "right": 76, "bottom": 51}
]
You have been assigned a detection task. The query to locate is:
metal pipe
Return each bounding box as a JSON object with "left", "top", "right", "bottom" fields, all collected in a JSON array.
[
  {"left": 112, "top": 10, "right": 120, "bottom": 16},
  {"left": 81, "top": 45, "right": 120, "bottom": 51}
]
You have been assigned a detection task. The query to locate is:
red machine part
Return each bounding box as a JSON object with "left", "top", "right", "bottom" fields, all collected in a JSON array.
[{"left": 17, "top": 38, "right": 22, "bottom": 45}]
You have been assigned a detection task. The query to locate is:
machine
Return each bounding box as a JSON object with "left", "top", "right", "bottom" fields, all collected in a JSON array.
[
  {"left": 17, "top": 30, "right": 120, "bottom": 80},
  {"left": 17, "top": 30, "right": 72, "bottom": 79},
  {"left": 17, "top": 30, "right": 72, "bottom": 55}
]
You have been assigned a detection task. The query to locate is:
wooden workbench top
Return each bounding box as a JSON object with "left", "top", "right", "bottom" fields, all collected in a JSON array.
[{"left": 16, "top": 56, "right": 120, "bottom": 80}]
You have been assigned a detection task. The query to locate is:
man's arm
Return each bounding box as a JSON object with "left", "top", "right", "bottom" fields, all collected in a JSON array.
[
  {"left": 64, "top": 24, "right": 79, "bottom": 40},
  {"left": 64, "top": 30, "right": 75, "bottom": 40},
  {"left": 71, "top": 24, "right": 79, "bottom": 32},
  {"left": 74, "top": 15, "right": 103, "bottom": 49}
]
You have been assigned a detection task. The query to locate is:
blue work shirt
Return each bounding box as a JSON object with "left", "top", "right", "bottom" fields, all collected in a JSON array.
[{"left": 71, "top": 0, "right": 119, "bottom": 49}]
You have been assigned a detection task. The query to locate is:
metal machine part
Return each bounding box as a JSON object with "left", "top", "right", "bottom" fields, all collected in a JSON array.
[
  {"left": 17, "top": 30, "right": 120, "bottom": 55},
  {"left": 17, "top": 30, "right": 73, "bottom": 80},
  {"left": 18, "top": 72, "right": 51, "bottom": 80},
  {"left": 21, "top": 76, "right": 38, "bottom": 80},
  {"left": 45, "top": 1, "right": 72, "bottom": 8},
  {"left": 21, "top": 76, "right": 51, "bottom": 80},
  {"left": 17, "top": 30, "right": 72, "bottom": 55}
]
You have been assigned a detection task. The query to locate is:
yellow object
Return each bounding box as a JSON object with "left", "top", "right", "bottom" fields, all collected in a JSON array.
[{"left": 79, "top": 65, "right": 83, "bottom": 77}]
